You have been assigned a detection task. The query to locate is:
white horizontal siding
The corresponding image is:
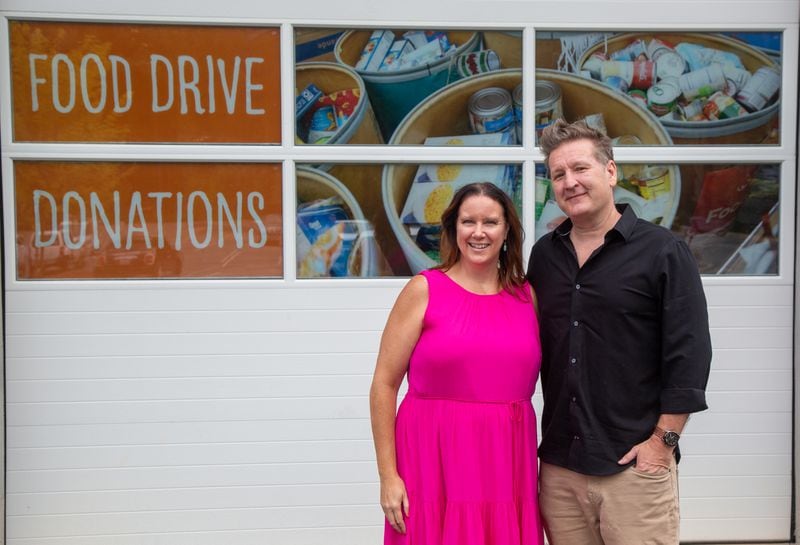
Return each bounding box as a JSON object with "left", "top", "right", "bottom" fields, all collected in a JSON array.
[
  {"left": 5, "top": 285, "right": 395, "bottom": 544},
  {"left": 4, "top": 282, "right": 794, "bottom": 544},
  {"left": 3, "top": 527, "right": 383, "bottom": 545}
]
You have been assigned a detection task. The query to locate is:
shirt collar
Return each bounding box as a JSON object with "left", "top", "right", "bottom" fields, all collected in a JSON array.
[{"left": 550, "top": 204, "right": 637, "bottom": 242}]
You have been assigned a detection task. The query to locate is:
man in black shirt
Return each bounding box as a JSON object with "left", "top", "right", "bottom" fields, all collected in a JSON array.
[{"left": 527, "top": 119, "right": 711, "bottom": 545}]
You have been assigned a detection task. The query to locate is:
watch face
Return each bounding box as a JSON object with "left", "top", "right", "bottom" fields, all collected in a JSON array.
[{"left": 663, "top": 431, "right": 680, "bottom": 447}]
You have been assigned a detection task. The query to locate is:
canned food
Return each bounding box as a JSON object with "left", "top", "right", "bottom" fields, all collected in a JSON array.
[
  {"left": 647, "top": 38, "right": 686, "bottom": 80},
  {"left": 468, "top": 87, "right": 516, "bottom": 142},
  {"left": 705, "top": 91, "right": 745, "bottom": 120},
  {"left": 611, "top": 39, "right": 647, "bottom": 62},
  {"left": 635, "top": 165, "right": 671, "bottom": 200},
  {"left": 627, "top": 89, "right": 648, "bottom": 108},
  {"left": 631, "top": 60, "right": 656, "bottom": 90},
  {"left": 646, "top": 77, "right": 680, "bottom": 116},
  {"left": 736, "top": 66, "right": 781, "bottom": 112},
  {"left": 678, "top": 99, "right": 704, "bottom": 121},
  {"left": 535, "top": 81, "right": 564, "bottom": 140},
  {"left": 722, "top": 65, "right": 752, "bottom": 95},
  {"left": 600, "top": 61, "right": 634, "bottom": 85},
  {"left": 582, "top": 51, "right": 610, "bottom": 79},
  {"left": 512, "top": 83, "right": 523, "bottom": 145},
  {"left": 454, "top": 49, "right": 501, "bottom": 78},
  {"left": 678, "top": 64, "right": 726, "bottom": 101}
]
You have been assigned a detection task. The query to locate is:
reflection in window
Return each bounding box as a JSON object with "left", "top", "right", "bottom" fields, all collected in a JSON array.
[
  {"left": 535, "top": 31, "right": 782, "bottom": 145},
  {"left": 534, "top": 163, "right": 780, "bottom": 275},
  {"left": 296, "top": 163, "right": 521, "bottom": 278},
  {"left": 295, "top": 28, "right": 523, "bottom": 144}
]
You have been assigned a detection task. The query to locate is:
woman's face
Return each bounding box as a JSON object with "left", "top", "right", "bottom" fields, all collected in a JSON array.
[{"left": 455, "top": 194, "right": 509, "bottom": 268}]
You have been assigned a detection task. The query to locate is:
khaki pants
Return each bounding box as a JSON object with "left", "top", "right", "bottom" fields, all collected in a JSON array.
[{"left": 539, "top": 460, "right": 680, "bottom": 545}]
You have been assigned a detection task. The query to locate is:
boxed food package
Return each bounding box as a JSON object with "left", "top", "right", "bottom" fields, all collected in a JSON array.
[
  {"left": 355, "top": 30, "right": 395, "bottom": 71},
  {"left": 378, "top": 39, "right": 415, "bottom": 72}
]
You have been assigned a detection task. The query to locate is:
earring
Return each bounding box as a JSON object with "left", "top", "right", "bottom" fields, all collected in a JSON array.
[{"left": 503, "top": 240, "right": 507, "bottom": 252}]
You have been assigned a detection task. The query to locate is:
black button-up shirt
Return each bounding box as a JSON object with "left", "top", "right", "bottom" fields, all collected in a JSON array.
[{"left": 527, "top": 205, "right": 711, "bottom": 476}]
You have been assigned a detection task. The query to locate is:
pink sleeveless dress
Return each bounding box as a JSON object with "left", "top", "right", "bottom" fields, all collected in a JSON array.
[{"left": 386, "top": 269, "right": 544, "bottom": 545}]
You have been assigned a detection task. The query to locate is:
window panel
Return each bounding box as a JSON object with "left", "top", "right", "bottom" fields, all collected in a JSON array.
[
  {"left": 296, "top": 163, "right": 521, "bottom": 277},
  {"left": 534, "top": 162, "right": 780, "bottom": 275},
  {"left": 294, "top": 28, "right": 522, "bottom": 145},
  {"left": 535, "top": 31, "right": 782, "bottom": 145},
  {"left": 10, "top": 21, "right": 281, "bottom": 144},
  {"left": 15, "top": 162, "right": 283, "bottom": 279}
]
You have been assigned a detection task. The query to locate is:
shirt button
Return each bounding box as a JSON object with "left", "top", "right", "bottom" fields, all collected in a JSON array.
[
  {"left": 575, "top": 284, "right": 581, "bottom": 290},
  {"left": 570, "top": 358, "right": 577, "bottom": 364},
  {"left": 573, "top": 435, "right": 580, "bottom": 440},
  {"left": 573, "top": 320, "right": 579, "bottom": 327},
  {"left": 571, "top": 396, "right": 577, "bottom": 402}
]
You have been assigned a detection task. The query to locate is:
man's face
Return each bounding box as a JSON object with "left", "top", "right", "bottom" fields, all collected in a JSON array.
[{"left": 547, "top": 138, "right": 618, "bottom": 224}]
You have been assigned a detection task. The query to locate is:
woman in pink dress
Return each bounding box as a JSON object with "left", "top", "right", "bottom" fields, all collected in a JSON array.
[{"left": 370, "top": 182, "right": 544, "bottom": 545}]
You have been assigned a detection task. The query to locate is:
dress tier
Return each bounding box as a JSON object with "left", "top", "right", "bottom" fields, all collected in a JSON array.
[{"left": 386, "top": 269, "right": 544, "bottom": 545}]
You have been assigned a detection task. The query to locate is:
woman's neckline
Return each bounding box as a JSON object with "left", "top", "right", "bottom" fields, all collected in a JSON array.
[{"left": 437, "top": 269, "right": 504, "bottom": 297}]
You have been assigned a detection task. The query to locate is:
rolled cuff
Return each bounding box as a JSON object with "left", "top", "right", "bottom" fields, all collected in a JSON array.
[{"left": 660, "top": 387, "right": 708, "bottom": 414}]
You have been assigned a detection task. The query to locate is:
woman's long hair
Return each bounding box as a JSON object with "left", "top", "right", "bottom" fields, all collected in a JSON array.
[{"left": 435, "top": 182, "right": 527, "bottom": 297}]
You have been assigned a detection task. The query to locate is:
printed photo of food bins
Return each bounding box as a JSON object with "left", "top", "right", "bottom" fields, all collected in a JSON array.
[
  {"left": 296, "top": 62, "right": 409, "bottom": 277},
  {"left": 296, "top": 166, "right": 392, "bottom": 278},
  {"left": 576, "top": 32, "right": 781, "bottom": 145},
  {"left": 672, "top": 163, "right": 780, "bottom": 275},
  {"left": 382, "top": 68, "right": 681, "bottom": 273},
  {"left": 332, "top": 30, "right": 530, "bottom": 143}
]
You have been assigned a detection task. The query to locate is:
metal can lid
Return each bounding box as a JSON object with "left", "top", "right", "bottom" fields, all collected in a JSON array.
[
  {"left": 535, "top": 81, "right": 562, "bottom": 109},
  {"left": 512, "top": 83, "right": 523, "bottom": 107},
  {"left": 468, "top": 87, "right": 512, "bottom": 117},
  {"left": 647, "top": 78, "right": 680, "bottom": 105}
]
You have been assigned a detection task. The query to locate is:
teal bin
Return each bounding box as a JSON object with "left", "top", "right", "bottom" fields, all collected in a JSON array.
[{"left": 335, "top": 30, "right": 480, "bottom": 141}]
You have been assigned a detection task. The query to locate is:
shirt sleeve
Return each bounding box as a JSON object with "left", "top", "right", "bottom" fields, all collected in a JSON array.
[{"left": 657, "top": 237, "right": 712, "bottom": 414}]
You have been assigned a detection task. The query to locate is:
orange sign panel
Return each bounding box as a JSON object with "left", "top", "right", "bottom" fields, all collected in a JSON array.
[
  {"left": 10, "top": 21, "right": 281, "bottom": 143},
  {"left": 15, "top": 162, "right": 283, "bottom": 279}
]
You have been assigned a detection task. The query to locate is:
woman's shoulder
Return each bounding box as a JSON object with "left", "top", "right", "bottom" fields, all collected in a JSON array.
[{"left": 398, "top": 272, "right": 430, "bottom": 304}]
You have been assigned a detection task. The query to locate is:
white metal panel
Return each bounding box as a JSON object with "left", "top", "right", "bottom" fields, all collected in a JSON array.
[{"left": 1, "top": 1, "right": 797, "bottom": 544}]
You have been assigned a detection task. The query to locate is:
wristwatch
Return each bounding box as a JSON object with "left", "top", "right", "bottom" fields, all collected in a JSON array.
[{"left": 653, "top": 426, "right": 680, "bottom": 447}]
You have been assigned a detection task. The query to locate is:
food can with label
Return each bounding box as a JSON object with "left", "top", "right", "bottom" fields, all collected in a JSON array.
[
  {"left": 646, "top": 77, "right": 680, "bottom": 117},
  {"left": 635, "top": 165, "right": 671, "bottom": 200},
  {"left": 736, "top": 65, "right": 781, "bottom": 112},
  {"left": 600, "top": 60, "right": 634, "bottom": 85},
  {"left": 678, "top": 99, "right": 704, "bottom": 121},
  {"left": 678, "top": 63, "right": 726, "bottom": 101},
  {"left": 704, "top": 91, "right": 745, "bottom": 120},
  {"left": 454, "top": 49, "right": 501, "bottom": 78},
  {"left": 631, "top": 60, "right": 656, "bottom": 90},
  {"left": 722, "top": 65, "right": 752, "bottom": 95},
  {"left": 582, "top": 51, "right": 610, "bottom": 78},
  {"left": 611, "top": 38, "right": 647, "bottom": 62},
  {"left": 534, "top": 81, "right": 563, "bottom": 140},
  {"left": 627, "top": 89, "right": 648, "bottom": 108},
  {"left": 468, "top": 87, "right": 517, "bottom": 142},
  {"left": 512, "top": 83, "right": 523, "bottom": 144},
  {"left": 647, "top": 38, "right": 686, "bottom": 80}
]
